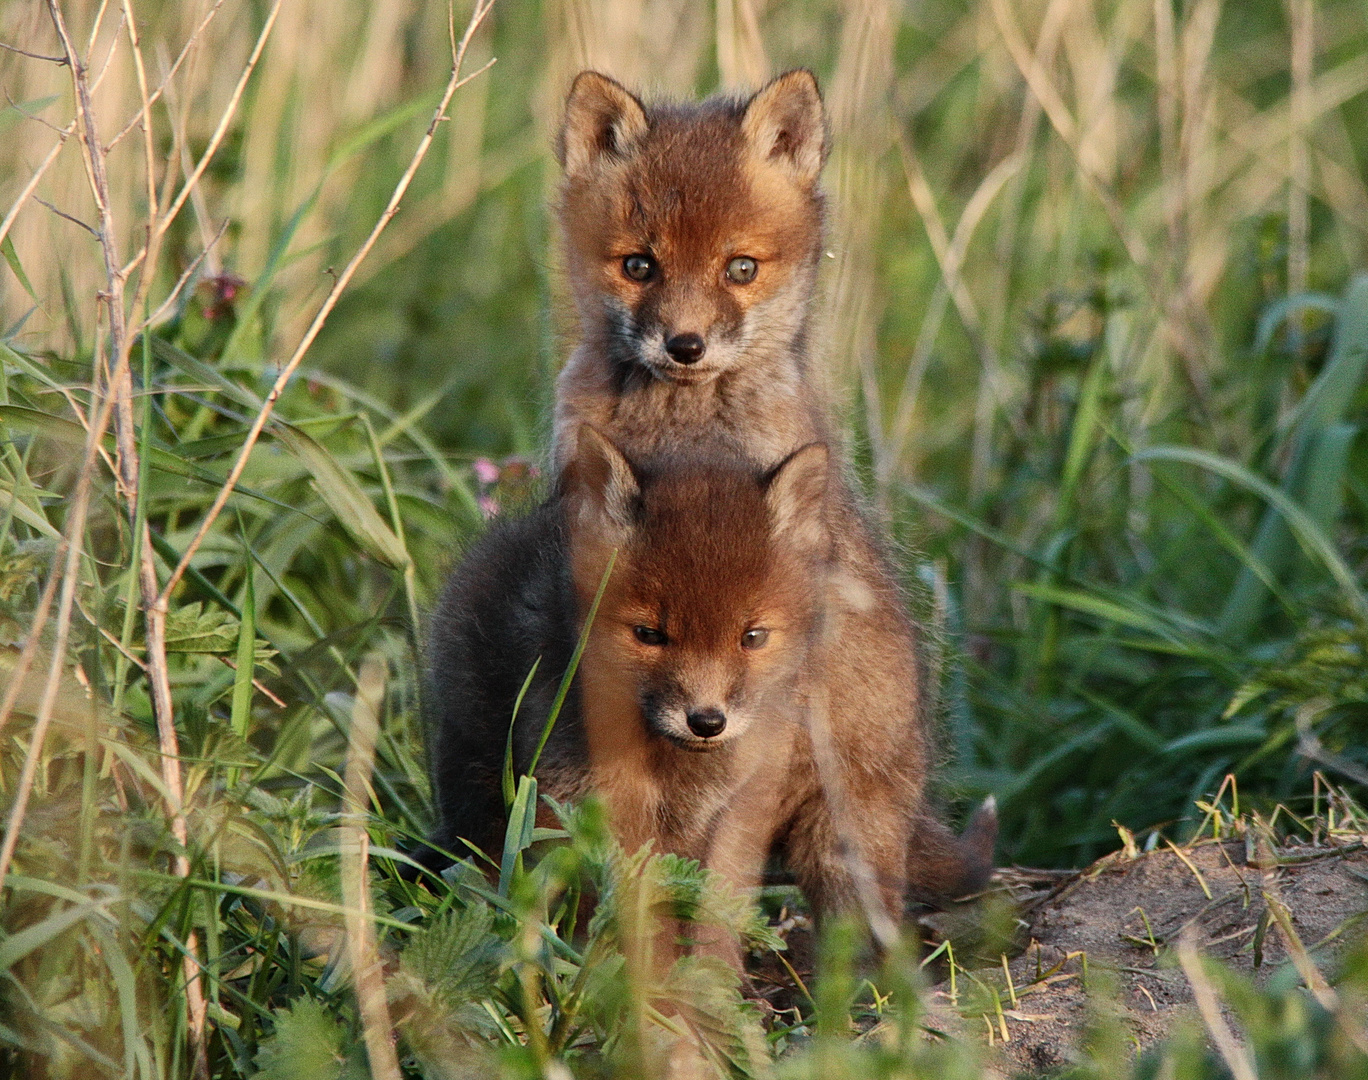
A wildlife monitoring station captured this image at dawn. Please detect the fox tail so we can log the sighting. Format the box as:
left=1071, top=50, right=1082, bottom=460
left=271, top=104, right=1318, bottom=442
left=905, top=795, right=998, bottom=903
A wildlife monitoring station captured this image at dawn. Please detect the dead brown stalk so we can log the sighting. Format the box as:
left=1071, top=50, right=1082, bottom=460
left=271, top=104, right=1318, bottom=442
left=342, top=655, right=403, bottom=1080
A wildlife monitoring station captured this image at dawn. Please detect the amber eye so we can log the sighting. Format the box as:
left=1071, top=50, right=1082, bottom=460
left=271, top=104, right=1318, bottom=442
left=623, top=254, right=657, bottom=282
left=725, top=256, right=758, bottom=284
left=741, top=627, right=770, bottom=650
left=634, top=625, right=667, bottom=646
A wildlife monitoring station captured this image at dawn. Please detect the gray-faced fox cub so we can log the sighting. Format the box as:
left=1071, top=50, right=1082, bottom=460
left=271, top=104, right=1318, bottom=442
left=549, top=69, right=995, bottom=922
left=425, top=429, right=830, bottom=917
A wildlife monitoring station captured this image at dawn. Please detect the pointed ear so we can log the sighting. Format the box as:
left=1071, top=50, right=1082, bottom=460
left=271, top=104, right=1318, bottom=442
left=556, top=71, right=650, bottom=178
left=564, top=425, right=640, bottom=539
left=764, top=442, right=829, bottom=555
left=741, top=69, right=826, bottom=186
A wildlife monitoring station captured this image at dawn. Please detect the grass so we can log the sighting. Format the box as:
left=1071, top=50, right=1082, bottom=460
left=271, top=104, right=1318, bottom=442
left=0, top=0, right=1366, bottom=1075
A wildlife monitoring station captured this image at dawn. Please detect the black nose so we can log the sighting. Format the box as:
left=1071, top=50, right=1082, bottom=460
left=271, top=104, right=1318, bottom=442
left=686, top=709, right=727, bottom=738
left=665, top=333, right=706, bottom=365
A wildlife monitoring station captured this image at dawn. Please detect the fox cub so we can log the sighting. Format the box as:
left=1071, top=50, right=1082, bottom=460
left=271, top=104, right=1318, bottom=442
left=425, top=428, right=830, bottom=905
left=549, top=70, right=995, bottom=915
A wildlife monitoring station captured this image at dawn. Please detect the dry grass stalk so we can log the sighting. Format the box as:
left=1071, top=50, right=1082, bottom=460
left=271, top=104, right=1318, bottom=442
left=343, top=655, right=403, bottom=1080
left=1175, top=927, right=1259, bottom=1080
left=1287, top=0, right=1313, bottom=298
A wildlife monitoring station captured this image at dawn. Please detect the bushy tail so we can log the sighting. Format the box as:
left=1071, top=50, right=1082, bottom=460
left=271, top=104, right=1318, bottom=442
left=905, top=796, right=998, bottom=903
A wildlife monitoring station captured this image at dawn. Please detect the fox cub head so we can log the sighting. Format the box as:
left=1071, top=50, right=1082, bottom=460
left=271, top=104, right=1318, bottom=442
left=563, top=427, right=829, bottom=751
left=557, top=70, right=827, bottom=383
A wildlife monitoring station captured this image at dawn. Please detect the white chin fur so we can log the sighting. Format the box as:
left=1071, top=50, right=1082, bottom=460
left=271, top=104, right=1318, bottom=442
left=638, top=349, right=724, bottom=383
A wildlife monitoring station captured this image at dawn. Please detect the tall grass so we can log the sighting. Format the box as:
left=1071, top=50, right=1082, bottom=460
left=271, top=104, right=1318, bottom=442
left=0, top=0, right=1366, bottom=1075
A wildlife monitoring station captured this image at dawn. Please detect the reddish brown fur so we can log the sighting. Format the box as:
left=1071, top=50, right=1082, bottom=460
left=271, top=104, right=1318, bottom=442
left=551, top=71, right=996, bottom=929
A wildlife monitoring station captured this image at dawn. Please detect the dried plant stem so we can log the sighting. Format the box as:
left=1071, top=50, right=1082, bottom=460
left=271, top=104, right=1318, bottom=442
left=116, top=0, right=212, bottom=1071
left=1288, top=0, right=1313, bottom=297
left=880, top=137, right=1020, bottom=489
left=1176, top=929, right=1258, bottom=1080
left=0, top=121, right=75, bottom=253
left=342, top=656, right=403, bottom=1080
left=989, top=0, right=1213, bottom=404
left=0, top=1, right=136, bottom=897
left=160, top=0, right=498, bottom=604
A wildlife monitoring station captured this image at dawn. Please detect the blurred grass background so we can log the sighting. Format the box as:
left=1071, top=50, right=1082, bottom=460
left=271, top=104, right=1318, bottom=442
left=1, top=0, right=1367, bottom=1075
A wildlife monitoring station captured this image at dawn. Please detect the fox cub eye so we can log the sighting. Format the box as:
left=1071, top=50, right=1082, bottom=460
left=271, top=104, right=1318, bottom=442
left=725, top=256, right=758, bottom=284
left=741, top=628, right=770, bottom=650
left=623, top=254, right=657, bottom=282
left=634, top=625, right=667, bottom=646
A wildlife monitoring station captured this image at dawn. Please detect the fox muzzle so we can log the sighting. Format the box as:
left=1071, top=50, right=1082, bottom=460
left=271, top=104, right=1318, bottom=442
left=685, top=708, right=727, bottom=737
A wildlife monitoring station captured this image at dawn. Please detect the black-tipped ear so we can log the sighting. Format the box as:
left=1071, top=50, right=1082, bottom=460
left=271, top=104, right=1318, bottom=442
left=557, top=71, right=650, bottom=178
left=764, top=442, right=829, bottom=554
left=741, top=69, right=826, bottom=186
left=564, top=424, right=640, bottom=537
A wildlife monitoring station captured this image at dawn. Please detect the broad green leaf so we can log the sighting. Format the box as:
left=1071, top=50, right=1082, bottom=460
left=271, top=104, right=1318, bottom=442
left=254, top=998, right=348, bottom=1080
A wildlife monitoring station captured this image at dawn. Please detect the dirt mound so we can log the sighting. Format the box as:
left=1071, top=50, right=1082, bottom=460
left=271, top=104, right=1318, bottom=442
left=745, top=831, right=1368, bottom=1072
left=935, top=835, right=1368, bottom=1073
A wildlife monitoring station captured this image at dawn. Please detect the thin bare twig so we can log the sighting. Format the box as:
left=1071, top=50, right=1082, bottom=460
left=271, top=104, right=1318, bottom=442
left=33, top=195, right=98, bottom=237
left=1176, top=929, right=1258, bottom=1080
left=0, top=0, right=132, bottom=255
left=0, top=40, right=67, bottom=64
left=114, top=1, right=210, bottom=1071
left=105, top=0, right=225, bottom=152
left=0, top=0, right=132, bottom=904
left=0, top=122, right=76, bottom=253
left=161, top=0, right=498, bottom=603
left=5, top=90, right=69, bottom=134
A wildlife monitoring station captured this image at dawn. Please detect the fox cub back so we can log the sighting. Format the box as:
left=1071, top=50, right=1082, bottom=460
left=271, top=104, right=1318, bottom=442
left=424, top=429, right=829, bottom=874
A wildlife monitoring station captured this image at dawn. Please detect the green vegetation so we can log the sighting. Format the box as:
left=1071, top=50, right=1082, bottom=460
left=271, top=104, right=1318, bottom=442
left=0, top=0, right=1365, bottom=1075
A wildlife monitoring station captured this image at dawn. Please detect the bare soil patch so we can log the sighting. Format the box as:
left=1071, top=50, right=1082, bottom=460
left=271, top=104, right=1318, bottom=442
left=747, top=832, right=1368, bottom=1073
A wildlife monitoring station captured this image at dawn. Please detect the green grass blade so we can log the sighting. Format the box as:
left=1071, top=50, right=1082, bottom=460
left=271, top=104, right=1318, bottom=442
left=0, top=236, right=37, bottom=302
left=227, top=529, right=257, bottom=789
left=0, top=898, right=115, bottom=971
left=527, top=549, right=618, bottom=777
left=271, top=421, right=410, bottom=568
left=503, top=657, right=542, bottom=812
left=498, top=774, right=539, bottom=897
left=1012, top=580, right=1194, bottom=641
left=1134, top=445, right=1368, bottom=623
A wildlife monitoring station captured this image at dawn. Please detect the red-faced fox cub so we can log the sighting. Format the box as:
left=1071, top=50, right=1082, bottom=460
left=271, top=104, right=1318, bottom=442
left=548, top=70, right=995, bottom=923
left=424, top=429, right=829, bottom=919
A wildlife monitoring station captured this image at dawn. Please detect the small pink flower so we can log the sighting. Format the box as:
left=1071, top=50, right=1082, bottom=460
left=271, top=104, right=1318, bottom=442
left=472, top=458, right=500, bottom=486
left=478, top=495, right=500, bottom=519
